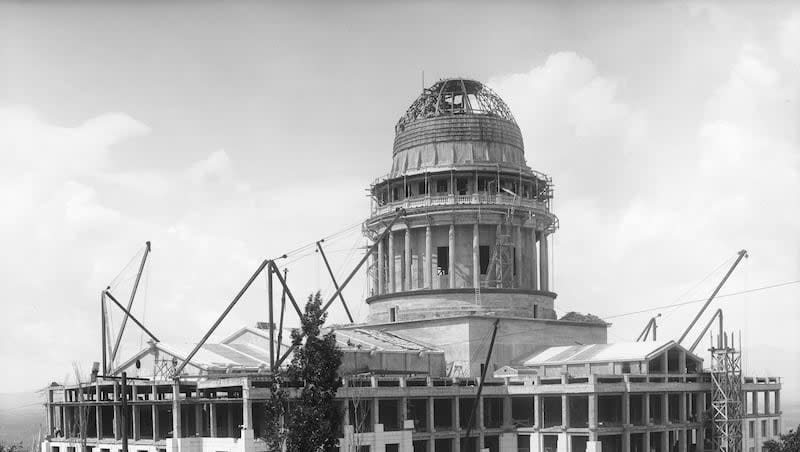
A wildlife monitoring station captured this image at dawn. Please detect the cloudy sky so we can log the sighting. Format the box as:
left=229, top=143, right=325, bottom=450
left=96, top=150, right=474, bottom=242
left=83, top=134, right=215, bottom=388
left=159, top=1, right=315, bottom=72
left=1, top=0, right=799, bottom=425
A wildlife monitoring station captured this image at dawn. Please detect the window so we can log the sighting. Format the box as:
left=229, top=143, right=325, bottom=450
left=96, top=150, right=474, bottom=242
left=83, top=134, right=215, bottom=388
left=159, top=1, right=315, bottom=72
left=749, top=420, right=755, bottom=438
left=436, top=247, right=449, bottom=275
left=389, top=307, right=398, bottom=322
left=418, top=181, right=427, bottom=195
left=478, top=178, right=488, bottom=192
left=774, top=419, right=779, bottom=436
left=436, top=179, right=448, bottom=193
left=386, top=445, right=399, bottom=452
left=479, top=246, right=490, bottom=275
left=762, top=420, right=767, bottom=436
left=456, top=178, right=468, bottom=195
left=359, top=447, right=371, bottom=452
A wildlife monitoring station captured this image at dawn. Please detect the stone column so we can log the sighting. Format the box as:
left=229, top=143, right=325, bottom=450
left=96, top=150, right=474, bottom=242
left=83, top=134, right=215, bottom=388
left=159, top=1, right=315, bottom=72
left=514, top=225, right=522, bottom=288
left=377, top=238, right=385, bottom=295
left=448, top=224, right=456, bottom=289
left=530, top=229, right=539, bottom=290
left=172, top=383, right=182, bottom=438
left=388, top=230, right=395, bottom=293
left=425, top=225, right=432, bottom=289
left=539, top=232, right=549, bottom=292
left=473, top=223, right=480, bottom=289
left=405, top=226, right=412, bottom=291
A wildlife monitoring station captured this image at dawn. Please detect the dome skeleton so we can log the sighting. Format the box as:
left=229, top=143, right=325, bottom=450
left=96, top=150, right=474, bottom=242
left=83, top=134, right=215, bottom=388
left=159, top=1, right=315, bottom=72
left=395, top=78, right=516, bottom=133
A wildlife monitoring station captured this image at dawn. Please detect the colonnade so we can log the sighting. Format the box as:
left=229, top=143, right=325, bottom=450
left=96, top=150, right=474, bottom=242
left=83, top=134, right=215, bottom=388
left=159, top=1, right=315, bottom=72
left=372, top=222, right=551, bottom=296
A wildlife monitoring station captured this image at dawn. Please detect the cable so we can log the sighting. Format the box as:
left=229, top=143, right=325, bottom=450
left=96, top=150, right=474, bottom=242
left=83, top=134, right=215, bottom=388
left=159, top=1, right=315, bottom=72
left=603, top=279, right=800, bottom=320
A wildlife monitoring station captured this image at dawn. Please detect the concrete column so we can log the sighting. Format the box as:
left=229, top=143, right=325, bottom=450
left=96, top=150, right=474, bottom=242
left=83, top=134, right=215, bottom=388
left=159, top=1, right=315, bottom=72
left=377, top=237, right=385, bottom=294
left=623, top=392, right=631, bottom=426
left=644, top=431, right=650, bottom=452
left=764, top=391, right=771, bottom=414
left=503, top=396, right=513, bottom=429
left=132, top=389, right=140, bottom=440
left=679, top=350, right=687, bottom=374
left=372, top=398, right=379, bottom=429
left=530, top=229, right=538, bottom=290
left=424, top=226, right=432, bottom=289
left=534, top=395, right=541, bottom=428
left=561, top=394, right=568, bottom=429
left=427, top=397, right=435, bottom=433
left=644, top=392, right=650, bottom=425
left=227, top=403, right=233, bottom=437
left=94, top=385, right=101, bottom=440
left=662, top=393, right=669, bottom=425
left=388, top=230, right=395, bottom=293
left=623, top=431, right=631, bottom=452
left=151, top=384, right=159, bottom=440
left=661, top=429, right=669, bottom=452
left=473, top=223, right=480, bottom=289
left=696, top=427, right=705, bottom=452
left=242, top=385, right=252, bottom=431
left=680, top=393, right=687, bottom=423
left=448, top=224, right=456, bottom=289
left=113, top=382, right=120, bottom=440
left=539, top=232, right=549, bottom=292
left=514, top=225, right=522, bottom=288
left=775, top=390, right=781, bottom=413
left=194, top=404, right=202, bottom=437
left=405, top=226, right=412, bottom=290
left=589, top=394, right=598, bottom=430
left=679, top=429, right=687, bottom=452
left=172, top=382, right=181, bottom=438
left=209, top=403, right=218, bottom=437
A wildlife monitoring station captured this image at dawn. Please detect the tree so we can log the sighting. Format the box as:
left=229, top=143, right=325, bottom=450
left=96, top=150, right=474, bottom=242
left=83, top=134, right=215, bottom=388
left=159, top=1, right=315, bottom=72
left=764, top=425, right=800, bottom=452
left=265, top=291, right=344, bottom=452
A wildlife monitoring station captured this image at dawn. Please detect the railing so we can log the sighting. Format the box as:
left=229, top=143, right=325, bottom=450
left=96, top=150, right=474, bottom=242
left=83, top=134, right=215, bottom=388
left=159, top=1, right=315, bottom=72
left=371, top=192, right=546, bottom=216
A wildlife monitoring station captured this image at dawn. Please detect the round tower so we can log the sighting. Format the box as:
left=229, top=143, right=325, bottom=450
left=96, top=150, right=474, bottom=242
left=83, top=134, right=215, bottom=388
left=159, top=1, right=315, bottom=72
left=364, top=78, right=558, bottom=322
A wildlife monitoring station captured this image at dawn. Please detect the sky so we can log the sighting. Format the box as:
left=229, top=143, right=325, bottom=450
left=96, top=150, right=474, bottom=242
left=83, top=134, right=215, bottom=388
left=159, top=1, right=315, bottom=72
left=1, top=0, right=799, bottom=426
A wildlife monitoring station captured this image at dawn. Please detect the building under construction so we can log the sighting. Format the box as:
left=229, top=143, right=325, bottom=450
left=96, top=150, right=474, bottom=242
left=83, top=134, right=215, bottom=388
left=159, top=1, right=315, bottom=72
left=42, top=79, right=783, bottom=452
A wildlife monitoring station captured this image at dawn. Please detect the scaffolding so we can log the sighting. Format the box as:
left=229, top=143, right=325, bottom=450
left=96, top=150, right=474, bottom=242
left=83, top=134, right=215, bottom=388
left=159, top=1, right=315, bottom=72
left=710, top=332, right=743, bottom=452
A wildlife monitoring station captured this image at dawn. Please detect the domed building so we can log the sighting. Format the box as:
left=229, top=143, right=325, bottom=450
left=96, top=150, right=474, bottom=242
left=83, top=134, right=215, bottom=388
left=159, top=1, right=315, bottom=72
left=41, top=78, right=783, bottom=452
left=365, top=78, right=558, bottom=322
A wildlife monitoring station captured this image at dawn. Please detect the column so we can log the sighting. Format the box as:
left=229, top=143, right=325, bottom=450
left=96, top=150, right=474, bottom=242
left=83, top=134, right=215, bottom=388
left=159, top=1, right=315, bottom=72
left=194, top=405, right=202, bottom=438
left=695, top=393, right=704, bottom=450
left=530, top=229, right=539, bottom=290
left=764, top=391, right=771, bottom=414
left=623, top=431, right=631, bottom=452
left=588, top=394, right=598, bottom=440
left=425, top=225, right=432, bottom=289
left=503, top=396, right=513, bottom=429
left=377, top=237, right=385, bottom=295
left=388, top=230, right=395, bottom=293
left=533, top=395, right=541, bottom=428
left=679, top=429, right=687, bottom=452
left=172, top=382, right=181, bottom=438
left=209, top=403, right=218, bottom=437
left=623, top=392, right=631, bottom=425
left=427, top=397, right=434, bottom=433
left=662, top=393, right=669, bottom=425
left=514, top=225, right=522, bottom=288
left=132, top=385, right=140, bottom=440
left=151, top=384, right=159, bottom=440
left=473, top=224, right=480, bottom=289
left=94, top=385, right=101, bottom=440
left=113, top=382, right=120, bottom=440
left=775, top=390, right=781, bottom=413
left=539, top=232, right=549, bottom=292
left=561, top=394, right=568, bottom=429
left=448, top=224, right=456, bottom=289
left=680, top=393, right=687, bottom=423
left=661, top=429, right=669, bottom=452
left=453, top=397, right=461, bottom=451
left=242, top=385, right=252, bottom=431
left=644, top=392, right=650, bottom=425
left=405, top=226, right=412, bottom=291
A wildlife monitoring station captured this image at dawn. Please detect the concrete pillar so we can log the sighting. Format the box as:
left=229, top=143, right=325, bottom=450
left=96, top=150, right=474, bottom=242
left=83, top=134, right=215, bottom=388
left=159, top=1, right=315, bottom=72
left=473, top=223, right=480, bottom=289
left=503, top=396, right=512, bottom=429
left=644, top=431, right=650, bottom=452
left=209, top=403, right=218, bottom=437
left=775, top=390, right=781, bottom=413
left=556, top=432, right=568, bottom=452
left=405, top=226, right=412, bottom=290
left=623, top=392, right=631, bottom=426
left=453, top=397, right=461, bottom=451
left=427, top=397, right=434, bottom=433
left=679, top=429, right=687, bottom=452
left=425, top=225, right=432, bottom=289
left=151, top=384, right=159, bottom=440
left=534, top=395, right=541, bottom=428
left=172, top=383, right=181, bottom=438
left=227, top=403, right=233, bottom=437
left=242, top=384, right=252, bottom=431
left=662, top=393, right=669, bottom=425
left=448, top=224, right=456, bottom=289
left=530, top=229, right=538, bottom=290
left=644, top=392, right=650, bottom=425
left=372, top=398, right=379, bottom=429
left=388, top=230, right=395, bottom=293
left=132, top=387, right=141, bottom=440
left=113, top=382, right=120, bottom=440
left=764, top=391, right=771, bottom=414
left=514, top=225, right=522, bottom=288
left=194, top=404, right=202, bottom=437
left=589, top=394, right=598, bottom=430
left=561, top=394, right=568, bottom=429
left=680, top=393, right=687, bottom=423
left=696, top=427, right=705, bottom=452
left=623, top=431, right=631, bottom=452
left=377, top=237, right=385, bottom=294
left=679, top=350, right=687, bottom=374
left=539, top=232, right=549, bottom=292
left=661, top=429, right=669, bottom=452
left=94, top=385, right=101, bottom=440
